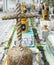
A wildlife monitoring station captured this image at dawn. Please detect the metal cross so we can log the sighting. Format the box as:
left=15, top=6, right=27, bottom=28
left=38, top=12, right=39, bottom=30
left=2, top=3, right=39, bottom=47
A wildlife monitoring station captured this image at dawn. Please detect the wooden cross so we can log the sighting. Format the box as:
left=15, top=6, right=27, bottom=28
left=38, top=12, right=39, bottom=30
left=2, top=3, right=40, bottom=47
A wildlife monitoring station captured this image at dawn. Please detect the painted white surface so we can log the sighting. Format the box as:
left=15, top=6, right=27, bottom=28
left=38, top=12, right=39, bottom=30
left=0, top=13, right=16, bottom=43
left=44, top=45, right=54, bottom=65
left=48, top=33, right=54, bottom=46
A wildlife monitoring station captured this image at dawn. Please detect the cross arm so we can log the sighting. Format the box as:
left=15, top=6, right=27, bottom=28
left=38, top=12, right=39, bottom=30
left=2, top=13, right=17, bottom=20
left=21, top=13, right=40, bottom=18
left=2, top=13, right=40, bottom=20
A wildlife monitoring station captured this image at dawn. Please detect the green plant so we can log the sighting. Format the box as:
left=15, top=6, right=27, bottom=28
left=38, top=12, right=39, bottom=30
left=30, top=18, right=34, bottom=23
left=44, top=61, right=49, bottom=65
left=37, top=45, right=49, bottom=65
left=37, top=45, right=44, bottom=51
left=4, top=46, right=9, bottom=50
left=32, top=28, right=37, bottom=33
